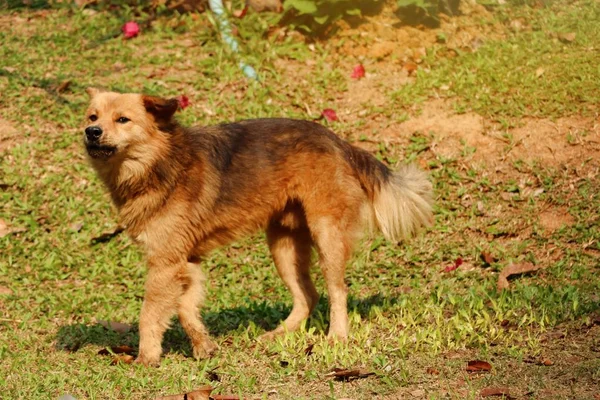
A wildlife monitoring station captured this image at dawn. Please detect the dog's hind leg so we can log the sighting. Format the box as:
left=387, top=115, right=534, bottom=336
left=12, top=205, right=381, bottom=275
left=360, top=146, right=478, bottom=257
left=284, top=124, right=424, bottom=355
left=311, top=217, right=357, bottom=340
left=136, top=262, right=186, bottom=366
left=177, top=262, right=218, bottom=359
left=261, top=223, right=319, bottom=339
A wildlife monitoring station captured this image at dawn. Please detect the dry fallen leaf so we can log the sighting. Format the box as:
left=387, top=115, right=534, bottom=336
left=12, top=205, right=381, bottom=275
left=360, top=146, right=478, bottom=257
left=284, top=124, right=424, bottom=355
left=56, top=80, right=71, bottom=93
left=98, top=345, right=135, bottom=356
left=304, top=343, right=314, bottom=356
left=497, top=262, right=542, bottom=291
left=480, top=387, right=513, bottom=398
left=558, top=32, right=576, bottom=43
left=426, top=367, right=440, bottom=375
left=466, top=360, right=492, bottom=373
left=403, top=61, right=418, bottom=74
left=481, top=252, right=495, bottom=265
left=0, top=219, right=10, bottom=238
left=0, top=285, right=13, bottom=295
left=110, top=354, right=134, bottom=365
left=535, top=67, right=545, bottom=78
left=90, top=226, right=125, bottom=245
left=541, top=358, right=554, bottom=366
left=325, top=368, right=374, bottom=381
left=154, top=386, right=213, bottom=400
left=97, top=319, right=133, bottom=334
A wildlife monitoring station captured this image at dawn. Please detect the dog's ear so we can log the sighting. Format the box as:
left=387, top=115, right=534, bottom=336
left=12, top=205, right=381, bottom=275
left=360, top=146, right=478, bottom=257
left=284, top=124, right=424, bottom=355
left=142, top=95, right=179, bottom=121
left=86, top=87, right=104, bottom=98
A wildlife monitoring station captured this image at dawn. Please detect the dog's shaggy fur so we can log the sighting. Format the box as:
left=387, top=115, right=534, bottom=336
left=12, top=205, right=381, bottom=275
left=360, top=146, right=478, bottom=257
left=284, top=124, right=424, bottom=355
left=83, top=88, right=433, bottom=365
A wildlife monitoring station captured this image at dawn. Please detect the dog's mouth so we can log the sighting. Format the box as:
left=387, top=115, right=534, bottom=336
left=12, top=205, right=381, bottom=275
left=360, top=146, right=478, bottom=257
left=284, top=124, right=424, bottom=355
left=86, top=144, right=117, bottom=159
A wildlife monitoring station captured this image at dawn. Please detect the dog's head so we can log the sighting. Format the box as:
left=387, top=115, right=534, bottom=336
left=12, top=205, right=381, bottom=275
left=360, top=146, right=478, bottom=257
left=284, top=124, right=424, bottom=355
left=84, top=88, right=179, bottom=160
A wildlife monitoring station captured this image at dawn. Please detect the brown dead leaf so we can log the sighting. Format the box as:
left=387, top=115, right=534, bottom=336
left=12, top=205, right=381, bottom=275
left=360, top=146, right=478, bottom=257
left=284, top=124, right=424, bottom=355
left=325, top=368, right=374, bottom=381
left=0, top=285, right=13, bottom=295
left=98, top=345, right=135, bottom=356
left=541, top=358, right=554, bottom=366
left=56, top=80, right=71, bottom=93
left=466, top=360, right=492, bottom=373
left=304, top=343, right=314, bottom=356
left=110, top=354, right=134, bottom=365
left=0, top=219, right=10, bottom=238
left=426, top=367, right=440, bottom=375
left=91, top=226, right=125, bottom=245
left=403, top=62, right=418, bottom=75
left=155, top=386, right=213, bottom=400
left=481, top=252, right=495, bottom=265
left=558, top=32, right=576, bottom=43
left=480, top=387, right=513, bottom=398
left=535, top=67, right=545, bottom=78
left=497, top=262, right=541, bottom=291
left=97, top=319, right=133, bottom=333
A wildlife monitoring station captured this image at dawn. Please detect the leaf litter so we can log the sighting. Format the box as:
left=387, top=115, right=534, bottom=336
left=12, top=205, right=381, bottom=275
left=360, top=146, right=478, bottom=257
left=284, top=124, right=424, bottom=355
left=497, top=262, right=542, bottom=291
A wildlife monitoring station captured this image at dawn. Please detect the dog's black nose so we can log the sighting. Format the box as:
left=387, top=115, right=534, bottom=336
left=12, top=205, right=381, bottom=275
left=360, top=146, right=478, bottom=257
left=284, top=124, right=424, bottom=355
left=85, top=126, right=103, bottom=142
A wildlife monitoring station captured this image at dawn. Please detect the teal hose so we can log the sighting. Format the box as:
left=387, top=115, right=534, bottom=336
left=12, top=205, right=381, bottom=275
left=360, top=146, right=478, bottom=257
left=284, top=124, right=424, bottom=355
left=209, top=0, right=259, bottom=81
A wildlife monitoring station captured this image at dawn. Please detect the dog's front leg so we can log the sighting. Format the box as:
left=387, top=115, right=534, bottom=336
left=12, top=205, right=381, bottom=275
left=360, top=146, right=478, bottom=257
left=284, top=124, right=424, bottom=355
left=136, top=260, right=186, bottom=366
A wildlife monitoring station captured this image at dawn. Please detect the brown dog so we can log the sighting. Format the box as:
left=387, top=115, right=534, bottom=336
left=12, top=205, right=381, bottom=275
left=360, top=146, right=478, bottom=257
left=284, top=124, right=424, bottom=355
left=84, top=88, right=433, bottom=365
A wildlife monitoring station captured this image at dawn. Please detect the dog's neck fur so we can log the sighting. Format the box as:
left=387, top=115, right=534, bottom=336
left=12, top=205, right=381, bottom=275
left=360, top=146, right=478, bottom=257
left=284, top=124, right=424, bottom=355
left=92, top=124, right=193, bottom=232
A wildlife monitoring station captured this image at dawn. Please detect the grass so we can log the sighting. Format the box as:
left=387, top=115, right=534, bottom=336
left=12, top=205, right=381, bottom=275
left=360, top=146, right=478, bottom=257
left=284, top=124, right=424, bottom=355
left=1, top=0, right=599, bottom=398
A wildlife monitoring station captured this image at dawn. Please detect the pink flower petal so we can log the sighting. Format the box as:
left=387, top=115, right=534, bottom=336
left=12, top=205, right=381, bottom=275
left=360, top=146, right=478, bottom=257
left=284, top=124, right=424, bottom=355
left=321, top=108, right=338, bottom=122
left=234, top=5, right=249, bottom=18
left=351, top=64, right=365, bottom=79
left=122, top=21, right=140, bottom=39
left=443, top=257, right=463, bottom=272
left=177, top=95, right=190, bottom=110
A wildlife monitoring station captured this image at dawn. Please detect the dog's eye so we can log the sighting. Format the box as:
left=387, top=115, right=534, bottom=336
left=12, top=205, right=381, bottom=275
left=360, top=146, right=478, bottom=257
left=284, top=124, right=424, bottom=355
left=89, top=114, right=98, bottom=122
left=117, top=117, right=130, bottom=124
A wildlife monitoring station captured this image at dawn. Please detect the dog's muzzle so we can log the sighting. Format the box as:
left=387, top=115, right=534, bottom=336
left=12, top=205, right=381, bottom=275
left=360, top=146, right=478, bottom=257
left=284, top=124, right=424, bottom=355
left=85, top=126, right=116, bottom=159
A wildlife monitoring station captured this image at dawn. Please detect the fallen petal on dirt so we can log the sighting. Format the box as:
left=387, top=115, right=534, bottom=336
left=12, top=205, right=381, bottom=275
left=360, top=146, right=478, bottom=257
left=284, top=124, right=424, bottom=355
left=97, top=319, right=133, bottom=333
left=155, top=386, right=212, bottom=400
left=122, top=21, right=140, bottom=39
left=233, top=5, right=248, bottom=18
left=351, top=64, right=365, bottom=79
left=444, top=257, right=463, bottom=272
left=480, top=387, right=513, bottom=398
left=177, top=95, right=190, bottom=110
left=466, top=360, right=492, bottom=373
left=321, top=109, right=339, bottom=122
left=497, top=262, right=542, bottom=291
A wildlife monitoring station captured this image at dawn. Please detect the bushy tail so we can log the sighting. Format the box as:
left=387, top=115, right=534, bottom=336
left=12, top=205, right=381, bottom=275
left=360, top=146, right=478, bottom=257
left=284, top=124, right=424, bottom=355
left=372, top=164, right=434, bottom=242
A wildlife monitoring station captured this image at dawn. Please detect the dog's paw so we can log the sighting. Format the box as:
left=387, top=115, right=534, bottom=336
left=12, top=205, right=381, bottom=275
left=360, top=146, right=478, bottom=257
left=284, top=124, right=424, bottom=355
left=257, top=327, right=285, bottom=342
left=134, top=354, right=161, bottom=367
left=192, top=338, right=218, bottom=359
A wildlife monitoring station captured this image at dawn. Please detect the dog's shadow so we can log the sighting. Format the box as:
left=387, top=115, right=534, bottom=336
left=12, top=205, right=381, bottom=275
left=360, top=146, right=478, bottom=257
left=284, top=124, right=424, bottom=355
left=55, top=294, right=397, bottom=358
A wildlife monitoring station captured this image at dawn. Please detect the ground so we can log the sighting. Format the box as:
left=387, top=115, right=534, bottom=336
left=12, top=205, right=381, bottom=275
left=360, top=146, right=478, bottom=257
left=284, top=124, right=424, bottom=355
left=0, top=0, right=599, bottom=399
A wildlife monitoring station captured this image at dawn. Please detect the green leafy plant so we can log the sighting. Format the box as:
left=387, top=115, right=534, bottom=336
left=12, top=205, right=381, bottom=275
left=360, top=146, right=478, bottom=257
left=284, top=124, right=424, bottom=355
left=281, top=0, right=382, bottom=34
